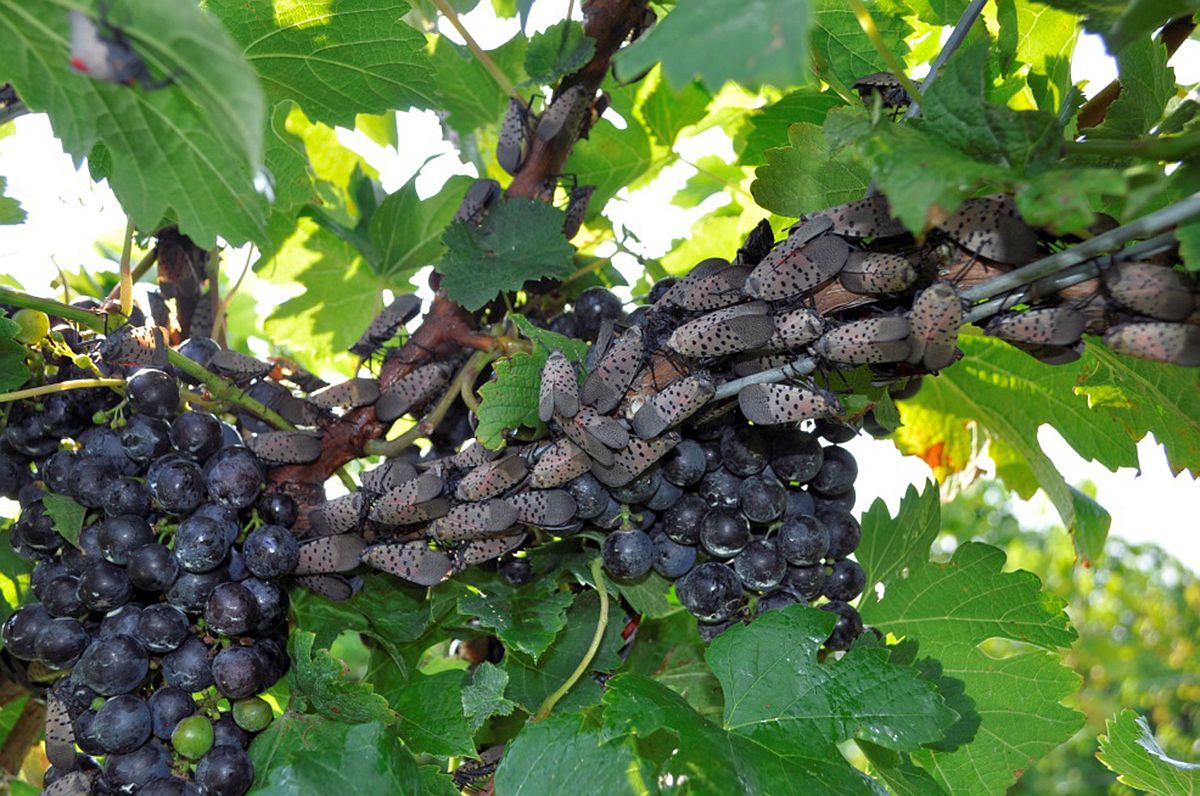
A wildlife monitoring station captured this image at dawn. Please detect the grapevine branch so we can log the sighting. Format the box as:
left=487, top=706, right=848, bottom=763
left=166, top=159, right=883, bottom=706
left=534, top=557, right=609, bottom=721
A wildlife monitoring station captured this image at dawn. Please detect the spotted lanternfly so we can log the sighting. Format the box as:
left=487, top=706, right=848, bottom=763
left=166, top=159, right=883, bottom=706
left=528, top=438, right=591, bottom=487
left=592, top=433, right=680, bottom=487
left=278, top=395, right=321, bottom=427
left=147, top=290, right=170, bottom=329
left=380, top=498, right=452, bottom=527
left=668, top=303, right=775, bottom=358
left=209, top=349, right=272, bottom=380
left=68, top=10, right=173, bottom=90
left=44, top=690, right=76, bottom=771
left=557, top=413, right=615, bottom=466
left=504, top=489, right=577, bottom=526
left=537, top=83, right=593, bottom=142
left=190, top=288, right=215, bottom=339
left=562, top=184, right=596, bottom=239
left=308, top=492, right=370, bottom=536
left=1008, top=340, right=1084, bottom=366
left=497, top=96, right=532, bottom=176
left=938, top=195, right=1038, bottom=265
left=762, top=215, right=836, bottom=271
left=295, top=533, right=366, bottom=575
left=247, top=430, right=324, bottom=465
left=763, top=308, right=825, bottom=351
left=732, top=352, right=795, bottom=376
left=43, top=771, right=95, bottom=796
left=540, top=350, right=581, bottom=422
left=1103, top=262, right=1196, bottom=321
left=735, top=219, right=778, bottom=266
left=744, top=235, right=851, bottom=300
left=363, top=541, right=454, bottom=586
left=455, top=455, right=528, bottom=501
left=428, top=500, right=520, bottom=541
left=853, top=72, right=911, bottom=112
left=839, top=251, right=918, bottom=295
left=801, top=195, right=907, bottom=239
left=813, top=316, right=912, bottom=365
left=294, top=574, right=362, bottom=601
left=309, top=377, right=381, bottom=410
left=454, top=179, right=502, bottom=226
left=985, top=307, right=1086, bottom=346
left=454, top=534, right=527, bottom=569
left=656, top=258, right=752, bottom=311
left=581, top=326, right=645, bottom=413
left=361, top=459, right=418, bottom=494
left=349, top=295, right=422, bottom=358
left=369, top=473, right=446, bottom=524
left=450, top=441, right=496, bottom=471
left=738, top=382, right=841, bottom=425
left=631, top=375, right=715, bottom=439
left=1103, top=322, right=1200, bottom=367
left=100, top=324, right=168, bottom=368
left=376, top=362, right=451, bottom=422
left=907, top=283, right=963, bottom=372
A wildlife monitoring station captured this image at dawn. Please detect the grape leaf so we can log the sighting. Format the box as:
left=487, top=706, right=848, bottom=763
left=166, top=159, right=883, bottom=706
left=458, top=573, right=575, bottom=662
left=636, top=71, right=712, bottom=147
left=999, top=0, right=1079, bottom=112
left=1068, top=485, right=1110, bottom=567
left=287, top=631, right=397, bottom=725
left=810, top=0, right=912, bottom=92
left=524, top=21, right=595, bottom=85
left=249, top=715, right=457, bottom=795
left=856, top=481, right=940, bottom=599
left=751, top=122, right=869, bottom=218
left=1015, top=167, right=1126, bottom=235
left=207, top=0, right=438, bottom=129
left=602, top=605, right=957, bottom=794
left=0, top=0, right=268, bottom=248
left=437, top=199, right=576, bottom=311
left=493, top=713, right=649, bottom=796
left=1090, top=37, right=1175, bottom=140
left=368, top=665, right=476, bottom=757
left=428, top=35, right=527, bottom=134
left=0, top=176, right=24, bottom=225
left=41, top=494, right=85, bottom=549
left=1097, top=710, right=1200, bottom=795
left=619, top=610, right=724, bottom=721
left=614, top=0, right=812, bottom=91
left=509, top=314, right=589, bottom=363
left=0, top=528, right=33, bottom=626
left=461, top=662, right=516, bottom=730
left=368, top=175, right=472, bottom=281
left=742, top=89, right=844, bottom=165
left=0, top=316, right=30, bottom=392
left=1028, top=0, right=1197, bottom=53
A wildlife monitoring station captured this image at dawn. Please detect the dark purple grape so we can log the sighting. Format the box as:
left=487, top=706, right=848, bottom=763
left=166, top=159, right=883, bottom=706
left=40, top=394, right=85, bottom=437
left=241, top=525, right=299, bottom=579
left=192, top=503, right=240, bottom=546
left=127, top=368, right=180, bottom=419
left=93, top=694, right=152, bottom=754
left=99, top=605, right=144, bottom=638
left=176, top=337, right=220, bottom=382
left=651, top=532, right=696, bottom=579
left=78, top=426, right=139, bottom=475
left=74, top=709, right=104, bottom=756
left=821, top=600, right=863, bottom=650
left=816, top=507, right=860, bottom=560
left=241, top=577, right=288, bottom=634
left=612, top=467, right=661, bottom=505
left=814, top=488, right=856, bottom=513
left=3, top=604, right=52, bottom=660
left=205, top=582, right=259, bottom=637
left=601, top=529, right=655, bottom=580
left=733, top=539, right=786, bottom=591
left=77, top=560, right=133, bottom=611
left=814, top=419, right=858, bottom=443
left=809, top=446, right=858, bottom=497
left=781, top=565, right=826, bottom=600
left=227, top=546, right=250, bottom=582
left=755, top=589, right=800, bottom=615
left=499, top=558, right=534, bottom=585
left=97, top=515, right=154, bottom=565
left=573, top=287, right=624, bottom=339
left=103, top=477, right=153, bottom=517
left=664, top=493, right=707, bottom=545
left=128, top=543, right=180, bottom=591
left=149, top=686, right=196, bottom=740
left=770, top=430, right=824, bottom=483
left=662, top=439, right=706, bottom=487
left=824, top=559, right=866, bottom=601
left=13, top=504, right=61, bottom=552
left=698, top=468, right=741, bottom=509
left=75, top=635, right=148, bottom=695
left=699, top=440, right=722, bottom=471
left=103, top=738, right=172, bottom=791
left=256, top=492, right=298, bottom=528
left=142, top=776, right=206, bottom=795
left=148, top=455, right=206, bottom=515
left=212, top=712, right=250, bottom=749
left=137, top=603, right=190, bottom=653
left=40, top=450, right=77, bottom=494
left=697, top=617, right=739, bottom=642
left=211, top=646, right=264, bottom=699
left=174, top=515, right=230, bottom=573
left=41, top=575, right=86, bottom=618
left=568, top=474, right=608, bottom=520
left=700, top=508, right=750, bottom=558
left=592, top=497, right=624, bottom=530
left=166, top=569, right=227, bottom=614
left=644, top=478, right=683, bottom=512
left=120, top=415, right=172, bottom=463
left=777, top=515, right=830, bottom=566
left=171, top=411, right=223, bottom=461
left=4, top=414, right=59, bottom=458
left=162, top=637, right=215, bottom=692
left=31, top=560, right=68, bottom=599
left=720, top=426, right=770, bottom=477
left=548, top=312, right=578, bottom=338
left=35, top=617, right=90, bottom=669
left=203, top=446, right=265, bottom=509
left=71, top=457, right=117, bottom=509
left=195, top=745, right=255, bottom=796
left=0, top=451, right=29, bottom=499
left=784, top=489, right=815, bottom=519
left=738, top=475, right=786, bottom=524
left=676, top=562, right=743, bottom=623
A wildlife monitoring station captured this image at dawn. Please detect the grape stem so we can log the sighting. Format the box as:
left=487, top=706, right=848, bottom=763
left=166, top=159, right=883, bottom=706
left=118, top=220, right=135, bottom=317
left=104, top=247, right=158, bottom=304
left=429, top=0, right=519, bottom=100
left=533, top=557, right=609, bottom=721
left=0, top=378, right=125, bottom=403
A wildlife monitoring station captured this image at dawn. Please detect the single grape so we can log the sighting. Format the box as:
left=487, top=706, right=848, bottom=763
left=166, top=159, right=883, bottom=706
left=591, top=497, right=624, bottom=530
left=776, top=515, right=830, bottom=566
left=172, top=714, right=215, bottom=760
left=148, top=455, right=206, bottom=515
left=76, top=560, right=133, bottom=611
left=738, top=475, right=786, bottom=524
left=755, top=589, right=800, bottom=615
left=73, top=709, right=105, bottom=756
left=40, top=394, right=85, bottom=438
left=661, top=439, right=706, bottom=487
left=31, top=560, right=68, bottom=599
left=784, top=489, right=816, bottom=518
left=676, top=563, right=743, bottom=623
left=573, top=287, right=624, bottom=339
left=499, top=558, right=534, bottom=585
left=41, top=575, right=86, bottom=618
left=205, top=582, right=260, bottom=637
left=70, top=456, right=118, bottom=509
left=700, top=508, right=751, bottom=558
left=136, top=603, right=190, bottom=653
left=166, top=568, right=228, bottom=614
left=240, top=577, right=288, bottom=635
left=809, top=446, right=858, bottom=497
left=127, top=368, right=180, bottom=419
left=3, top=414, right=58, bottom=459
left=12, top=308, right=50, bottom=344
left=232, top=697, right=273, bottom=733
left=821, top=600, right=863, bottom=650
left=35, top=617, right=91, bottom=669
left=601, top=529, right=655, bottom=580
left=98, top=604, right=144, bottom=638
left=816, top=507, right=860, bottom=560
left=148, top=686, right=195, bottom=741
left=142, top=776, right=206, bottom=795
left=203, top=446, right=265, bottom=509
left=120, top=415, right=172, bottom=463
left=75, top=634, right=149, bottom=695
left=781, top=565, right=826, bottom=601
left=644, top=478, right=683, bottom=512
left=102, top=738, right=172, bottom=792
left=698, top=468, right=741, bottom=510
left=93, top=694, right=152, bottom=754
left=171, top=411, right=223, bottom=462
left=3, top=604, right=52, bottom=659
left=770, top=430, right=824, bottom=484
left=612, top=467, right=661, bottom=506
left=128, top=543, right=180, bottom=592
left=212, top=712, right=250, bottom=750
left=162, top=637, right=215, bottom=693
left=256, top=492, right=298, bottom=528
left=697, top=617, right=738, bottom=643
left=720, top=426, right=770, bottom=477
left=699, top=440, right=722, bottom=472
left=40, top=449, right=77, bottom=494
left=97, top=515, right=154, bottom=565
left=192, top=502, right=241, bottom=545
left=733, top=538, right=786, bottom=591
left=102, top=477, right=153, bottom=518
left=651, top=532, right=696, bottom=579
left=241, top=525, right=299, bottom=579
left=227, top=546, right=250, bottom=582
left=824, top=559, right=866, bottom=601
left=211, top=646, right=264, bottom=700
left=568, top=474, right=609, bottom=520
left=813, top=419, right=858, bottom=443
left=663, top=494, right=708, bottom=545
left=176, top=336, right=221, bottom=382
left=196, top=745, right=255, bottom=796
left=174, top=515, right=231, bottom=573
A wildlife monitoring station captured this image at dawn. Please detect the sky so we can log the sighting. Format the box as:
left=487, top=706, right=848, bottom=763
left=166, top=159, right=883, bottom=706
left=0, top=2, right=1197, bottom=571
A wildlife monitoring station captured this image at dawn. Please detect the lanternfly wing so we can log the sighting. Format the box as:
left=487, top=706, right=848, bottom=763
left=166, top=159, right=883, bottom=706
left=763, top=308, right=824, bottom=351
left=540, top=350, right=580, bottom=422
left=360, top=458, right=418, bottom=493
left=528, top=438, right=592, bottom=487
left=655, top=259, right=752, bottom=310
left=1104, top=322, right=1200, bottom=367
left=295, top=533, right=366, bottom=575
left=454, top=534, right=527, bottom=569
left=450, top=440, right=497, bottom=470
left=805, top=195, right=907, bottom=238
left=504, top=489, right=577, bottom=526
left=985, top=307, right=1086, bottom=346
left=562, top=185, right=596, bottom=239
left=209, top=349, right=272, bottom=379
left=937, top=195, right=1038, bottom=265
left=294, top=574, right=361, bottom=601
left=369, top=473, right=446, bottom=524
left=247, top=430, right=324, bottom=465
left=309, top=378, right=381, bottom=410
left=1104, top=262, right=1196, bottom=321
left=536, top=84, right=592, bottom=142
left=591, top=433, right=680, bottom=487
left=907, top=283, right=963, bottom=371
left=839, top=251, right=918, bottom=295
left=428, top=500, right=519, bottom=541
left=813, top=316, right=911, bottom=365
left=454, top=178, right=501, bottom=226
left=363, top=542, right=455, bottom=586
left=100, top=324, right=168, bottom=368
left=308, top=492, right=369, bottom=536
left=455, top=455, right=528, bottom=501
left=581, top=326, right=645, bottom=413
left=376, top=362, right=451, bottom=422
left=44, top=771, right=95, bottom=796
left=667, top=303, right=775, bottom=358
left=349, top=294, right=421, bottom=357
left=737, top=383, right=842, bottom=425
left=44, top=689, right=76, bottom=770
left=497, top=97, right=530, bottom=175
left=744, top=235, right=851, bottom=300
left=631, top=375, right=715, bottom=438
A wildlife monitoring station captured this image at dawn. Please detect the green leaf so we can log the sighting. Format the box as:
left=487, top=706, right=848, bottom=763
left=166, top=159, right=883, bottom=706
left=368, top=175, right=471, bottom=281
left=0, top=0, right=268, bottom=247
left=1015, top=167, right=1126, bottom=235
left=510, top=314, right=589, bottom=362
left=810, top=0, right=912, bottom=92
left=287, top=631, right=397, bottom=724
left=428, top=35, right=527, bottom=134
left=619, top=610, right=724, bottom=721
left=636, top=71, right=712, bottom=147
left=1001, top=0, right=1079, bottom=112
left=1069, top=485, right=1110, bottom=566
left=461, top=661, right=516, bottom=730
left=494, top=713, right=649, bottom=796
left=208, top=0, right=437, bottom=129
left=369, top=665, right=476, bottom=757
left=524, top=21, right=595, bottom=85
left=862, top=541, right=1083, bottom=795
left=0, top=529, right=33, bottom=626
left=751, top=121, right=869, bottom=218
left=1029, top=0, right=1198, bottom=53
left=41, top=494, right=85, bottom=549
left=0, top=176, right=25, bottom=225
left=1097, top=710, right=1200, bottom=795
left=501, top=589, right=626, bottom=714
left=459, top=573, right=574, bottom=662
left=250, top=715, right=457, bottom=795
left=614, top=0, right=812, bottom=91
left=742, top=89, right=844, bottom=165
left=1179, top=219, right=1200, bottom=272
left=1091, top=37, right=1176, bottom=140
left=260, top=101, right=321, bottom=262
left=437, top=199, right=576, bottom=311
left=856, top=481, right=940, bottom=598
left=0, top=316, right=30, bottom=392
left=672, top=156, right=747, bottom=209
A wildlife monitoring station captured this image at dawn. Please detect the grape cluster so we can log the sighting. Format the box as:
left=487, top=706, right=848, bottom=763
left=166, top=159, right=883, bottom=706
left=0, top=321, right=294, bottom=794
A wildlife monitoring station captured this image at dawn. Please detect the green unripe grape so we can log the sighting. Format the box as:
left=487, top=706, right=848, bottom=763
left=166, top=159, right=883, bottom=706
left=172, top=714, right=215, bottom=760
left=73, top=354, right=92, bottom=369
left=232, top=697, right=273, bottom=732
left=12, top=309, right=49, bottom=344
